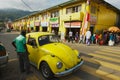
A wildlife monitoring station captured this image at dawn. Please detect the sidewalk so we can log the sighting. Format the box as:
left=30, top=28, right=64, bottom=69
left=63, top=40, right=120, bottom=48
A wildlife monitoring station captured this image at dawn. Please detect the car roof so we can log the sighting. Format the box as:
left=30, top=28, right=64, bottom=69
left=26, top=32, right=53, bottom=38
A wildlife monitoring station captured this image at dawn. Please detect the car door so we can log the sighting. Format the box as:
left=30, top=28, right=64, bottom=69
left=26, top=38, right=39, bottom=66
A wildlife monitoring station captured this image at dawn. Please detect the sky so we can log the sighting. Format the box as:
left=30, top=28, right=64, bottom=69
left=0, top=0, right=120, bottom=11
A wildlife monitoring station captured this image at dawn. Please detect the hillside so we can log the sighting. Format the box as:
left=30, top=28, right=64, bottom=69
left=0, top=8, right=32, bottom=22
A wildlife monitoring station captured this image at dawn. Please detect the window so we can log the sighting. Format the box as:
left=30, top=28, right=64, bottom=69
left=91, top=6, right=96, bottom=14
left=78, top=6, right=81, bottom=12
left=35, top=16, right=39, bottom=20
left=38, top=35, right=60, bottom=46
left=30, top=18, right=33, bottom=21
left=50, top=11, right=59, bottom=18
left=73, top=6, right=78, bottom=12
left=66, top=5, right=81, bottom=14
left=39, top=36, right=50, bottom=46
left=42, top=14, right=47, bottom=20
left=66, top=8, right=72, bottom=14
left=27, top=38, right=37, bottom=46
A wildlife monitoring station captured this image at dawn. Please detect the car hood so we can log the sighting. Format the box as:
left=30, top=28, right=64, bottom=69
left=40, top=43, right=78, bottom=68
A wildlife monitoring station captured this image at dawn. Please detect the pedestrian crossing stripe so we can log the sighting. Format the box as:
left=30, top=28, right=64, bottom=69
left=82, top=56, right=120, bottom=80
left=8, top=58, right=18, bottom=62
left=89, top=53, right=120, bottom=63
left=65, top=44, right=120, bottom=80
left=100, top=49, right=120, bottom=55
left=81, top=56, right=99, bottom=64
left=96, top=69, right=120, bottom=80
left=104, top=48, right=120, bottom=52
left=92, top=58, right=120, bottom=71
left=95, top=51, right=120, bottom=58
left=81, top=65, right=120, bottom=80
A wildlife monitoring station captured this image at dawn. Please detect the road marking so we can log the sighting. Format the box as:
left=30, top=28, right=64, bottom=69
left=82, top=57, right=120, bottom=80
left=89, top=53, right=120, bottom=63
left=81, top=51, right=120, bottom=80
left=93, top=58, right=120, bottom=71
left=94, top=51, right=120, bottom=58
left=8, top=58, right=18, bottom=62
left=81, top=56, right=100, bottom=65
left=81, top=65, right=111, bottom=80
left=104, top=48, right=120, bottom=52
left=100, top=49, right=120, bottom=55
left=96, top=70, right=120, bottom=80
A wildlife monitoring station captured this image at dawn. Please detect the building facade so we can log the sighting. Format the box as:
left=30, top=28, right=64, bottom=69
left=13, top=0, right=120, bottom=39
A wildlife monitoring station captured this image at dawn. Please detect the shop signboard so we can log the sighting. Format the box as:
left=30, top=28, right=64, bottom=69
left=51, top=24, right=59, bottom=27
left=41, top=22, right=49, bottom=27
left=64, top=22, right=81, bottom=28
left=30, top=22, right=34, bottom=28
left=90, top=15, right=97, bottom=24
left=50, top=17, right=59, bottom=24
left=35, top=22, right=40, bottom=26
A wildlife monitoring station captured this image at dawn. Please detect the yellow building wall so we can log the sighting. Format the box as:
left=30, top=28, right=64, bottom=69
left=59, top=2, right=86, bottom=35
left=13, top=1, right=118, bottom=35
left=91, top=2, right=117, bottom=33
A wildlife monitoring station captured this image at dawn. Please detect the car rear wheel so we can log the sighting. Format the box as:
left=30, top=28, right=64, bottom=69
left=40, top=62, right=54, bottom=79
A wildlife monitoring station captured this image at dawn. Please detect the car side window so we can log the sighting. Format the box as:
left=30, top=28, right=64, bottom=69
left=39, top=36, right=50, bottom=46
left=27, top=38, right=37, bottom=46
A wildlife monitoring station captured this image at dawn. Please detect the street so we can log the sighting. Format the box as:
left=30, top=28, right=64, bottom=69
left=0, top=31, right=120, bottom=80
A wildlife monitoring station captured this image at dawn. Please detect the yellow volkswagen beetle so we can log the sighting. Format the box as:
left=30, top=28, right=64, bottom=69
left=26, top=32, right=83, bottom=79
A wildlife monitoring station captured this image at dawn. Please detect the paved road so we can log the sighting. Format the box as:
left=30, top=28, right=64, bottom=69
left=0, top=31, right=120, bottom=80
left=64, top=42, right=120, bottom=80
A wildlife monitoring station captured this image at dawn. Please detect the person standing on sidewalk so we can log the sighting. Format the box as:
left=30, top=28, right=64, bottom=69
left=85, top=30, right=91, bottom=46
left=12, top=30, right=31, bottom=74
left=79, top=32, right=83, bottom=44
left=68, top=31, right=73, bottom=43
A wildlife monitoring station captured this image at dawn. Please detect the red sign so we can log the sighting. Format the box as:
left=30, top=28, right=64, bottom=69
left=35, top=22, right=40, bottom=26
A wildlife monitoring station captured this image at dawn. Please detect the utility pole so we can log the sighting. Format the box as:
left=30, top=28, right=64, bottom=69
left=70, top=16, right=71, bottom=31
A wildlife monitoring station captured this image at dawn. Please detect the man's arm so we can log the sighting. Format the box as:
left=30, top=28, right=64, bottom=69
left=12, top=41, right=16, bottom=48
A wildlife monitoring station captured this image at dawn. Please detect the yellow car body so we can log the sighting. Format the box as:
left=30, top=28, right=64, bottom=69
left=26, top=32, right=83, bottom=79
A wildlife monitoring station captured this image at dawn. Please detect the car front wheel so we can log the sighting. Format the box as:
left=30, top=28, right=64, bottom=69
left=40, top=62, right=54, bottom=79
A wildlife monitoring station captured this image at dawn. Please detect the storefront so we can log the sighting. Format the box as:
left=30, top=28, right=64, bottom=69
left=64, top=21, right=81, bottom=36
left=35, top=22, right=40, bottom=32
left=50, top=17, right=59, bottom=35
left=41, top=22, right=48, bottom=32
left=90, top=15, right=97, bottom=34
left=27, top=23, right=30, bottom=32
left=30, top=22, right=34, bottom=31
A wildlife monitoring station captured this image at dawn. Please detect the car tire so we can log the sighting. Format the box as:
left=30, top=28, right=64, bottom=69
left=40, top=62, right=54, bottom=79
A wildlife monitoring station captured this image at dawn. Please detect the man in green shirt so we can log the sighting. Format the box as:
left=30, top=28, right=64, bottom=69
left=12, top=30, right=30, bottom=74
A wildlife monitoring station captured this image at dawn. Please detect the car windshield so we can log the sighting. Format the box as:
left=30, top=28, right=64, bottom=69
left=38, top=35, right=59, bottom=46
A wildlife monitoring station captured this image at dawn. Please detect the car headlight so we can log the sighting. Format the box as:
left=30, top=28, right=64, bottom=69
left=77, top=53, right=81, bottom=59
left=56, top=62, right=63, bottom=69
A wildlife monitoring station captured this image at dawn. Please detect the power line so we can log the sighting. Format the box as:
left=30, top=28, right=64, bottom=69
left=21, top=0, right=33, bottom=11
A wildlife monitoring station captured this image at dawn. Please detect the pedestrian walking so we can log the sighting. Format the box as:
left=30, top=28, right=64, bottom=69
left=85, top=30, right=91, bottom=46
left=12, top=30, right=31, bottom=74
left=79, top=32, right=83, bottom=43
left=75, top=32, right=79, bottom=43
left=95, top=33, right=99, bottom=44
left=68, top=30, right=73, bottom=43
left=91, top=33, right=95, bottom=44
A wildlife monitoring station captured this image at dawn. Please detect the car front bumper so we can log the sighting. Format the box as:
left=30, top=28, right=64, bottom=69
left=55, top=59, right=84, bottom=77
